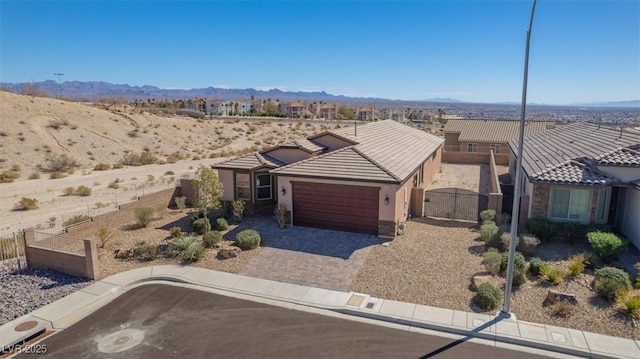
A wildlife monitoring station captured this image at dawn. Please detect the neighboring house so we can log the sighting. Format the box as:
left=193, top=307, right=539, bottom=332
left=213, top=120, right=444, bottom=238
left=287, top=102, right=307, bottom=117
left=320, top=104, right=336, bottom=120
left=391, top=109, right=405, bottom=122
left=357, top=107, right=374, bottom=121
left=508, top=122, right=640, bottom=250
left=444, top=119, right=552, bottom=155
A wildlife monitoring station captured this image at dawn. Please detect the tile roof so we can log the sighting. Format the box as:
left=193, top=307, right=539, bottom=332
left=330, top=120, right=444, bottom=181
left=278, top=138, right=326, bottom=153
left=595, top=147, right=640, bottom=167
left=531, top=160, right=616, bottom=186
left=509, top=122, right=640, bottom=185
left=214, top=152, right=285, bottom=171
left=218, top=120, right=444, bottom=184
left=271, top=147, right=398, bottom=183
left=444, top=119, right=551, bottom=143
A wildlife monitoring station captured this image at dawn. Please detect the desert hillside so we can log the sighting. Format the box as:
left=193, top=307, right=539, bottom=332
left=0, top=92, right=332, bottom=235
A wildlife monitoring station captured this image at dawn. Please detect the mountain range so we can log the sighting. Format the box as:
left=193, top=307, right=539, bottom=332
left=1, top=80, right=638, bottom=108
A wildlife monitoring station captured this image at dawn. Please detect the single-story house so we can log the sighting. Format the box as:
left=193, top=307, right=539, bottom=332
left=213, top=120, right=444, bottom=238
left=444, top=119, right=552, bottom=164
left=508, top=122, right=640, bottom=250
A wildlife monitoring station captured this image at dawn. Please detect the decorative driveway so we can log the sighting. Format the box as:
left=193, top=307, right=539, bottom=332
left=239, top=220, right=383, bottom=291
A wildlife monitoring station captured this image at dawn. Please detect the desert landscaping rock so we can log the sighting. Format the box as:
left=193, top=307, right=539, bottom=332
left=472, top=273, right=493, bottom=291
left=218, top=245, right=241, bottom=259
left=545, top=289, right=578, bottom=305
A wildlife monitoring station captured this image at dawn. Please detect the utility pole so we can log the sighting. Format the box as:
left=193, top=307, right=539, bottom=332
left=54, top=73, right=64, bottom=99
left=501, top=0, right=537, bottom=318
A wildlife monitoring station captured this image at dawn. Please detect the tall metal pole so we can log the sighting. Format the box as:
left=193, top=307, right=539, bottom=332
left=54, top=73, right=64, bottom=98
left=501, top=0, right=537, bottom=317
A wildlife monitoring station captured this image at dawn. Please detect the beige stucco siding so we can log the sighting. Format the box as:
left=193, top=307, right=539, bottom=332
left=619, top=188, right=640, bottom=250
left=218, top=169, right=234, bottom=201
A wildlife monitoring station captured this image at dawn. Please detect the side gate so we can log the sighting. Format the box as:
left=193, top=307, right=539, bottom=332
left=424, top=188, right=488, bottom=222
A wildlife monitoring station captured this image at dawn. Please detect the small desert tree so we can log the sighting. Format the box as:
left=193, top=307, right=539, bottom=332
left=193, top=165, right=223, bottom=241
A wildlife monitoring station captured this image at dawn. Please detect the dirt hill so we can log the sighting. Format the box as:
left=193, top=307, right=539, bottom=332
left=0, top=91, right=329, bottom=235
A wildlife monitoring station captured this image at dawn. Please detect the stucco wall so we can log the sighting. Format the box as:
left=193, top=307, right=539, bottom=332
left=619, top=188, right=640, bottom=250
left=218, top=169, right=234, bottom=201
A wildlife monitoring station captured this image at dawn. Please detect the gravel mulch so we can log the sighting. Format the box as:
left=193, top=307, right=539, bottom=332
left=350, top=217, right=639, bottom=340
left=0, top=268, right=91, bottom=325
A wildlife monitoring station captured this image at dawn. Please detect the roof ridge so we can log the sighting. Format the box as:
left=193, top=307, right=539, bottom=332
left=350, top=147, right=401, bottom=182
left=271, top=146, right=356, bottom=172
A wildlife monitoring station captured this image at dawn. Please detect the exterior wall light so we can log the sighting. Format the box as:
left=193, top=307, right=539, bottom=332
left=384, top=194, right=389, bottom=205
left=281, top=187, right=286, bottom=196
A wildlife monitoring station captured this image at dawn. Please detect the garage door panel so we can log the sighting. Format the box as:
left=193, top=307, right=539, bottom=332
left=292, top=182, right=379, bottom=235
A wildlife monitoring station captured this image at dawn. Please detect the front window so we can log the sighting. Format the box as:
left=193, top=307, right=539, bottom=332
left=236, top=173, right=251, bottom=200
left=550, top=188, right=589, bottom=221
left=596, top=188, right=609, bottom=222
left=468, top=143, right=478, bottom=153
left=256, top=174, right=272, bottom=200
left=490, top=144, right=501, bottom=154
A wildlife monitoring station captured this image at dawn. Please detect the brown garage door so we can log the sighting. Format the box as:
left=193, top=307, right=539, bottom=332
left=292, top=182, right=379, bottom=235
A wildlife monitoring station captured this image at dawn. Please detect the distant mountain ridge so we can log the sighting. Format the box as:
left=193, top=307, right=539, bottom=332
left=1, top=80, right=637, bottom=107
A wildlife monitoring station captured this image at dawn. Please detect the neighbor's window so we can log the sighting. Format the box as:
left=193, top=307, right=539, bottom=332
left=236, top=173, right=251, bottom=200
left=468, top=143, right=478, bottom=153
left=595, top=188, right=609, bottom=222
left=550, top=188, right=589, bottom=221
left=256, top=174, right=272, bottom=200
left=490, top=144, right=501, bottom=154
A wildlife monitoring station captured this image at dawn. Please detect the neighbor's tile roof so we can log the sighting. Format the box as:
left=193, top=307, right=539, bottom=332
left=595, top=147, right=640, bottom=166
left=271, top=147, right=397, bottom=183
left=531, top=160, right=616, bottom=186
left=509, top=122, right=640, bottom=185
left=444, top=119, right=551, bottom=143
left=214, top=152, right=285, bottom=171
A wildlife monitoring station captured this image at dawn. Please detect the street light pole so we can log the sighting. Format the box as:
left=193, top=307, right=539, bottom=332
left=501, top=0, right=537, bottom=318
left=54, top=73, right=64, bottom=99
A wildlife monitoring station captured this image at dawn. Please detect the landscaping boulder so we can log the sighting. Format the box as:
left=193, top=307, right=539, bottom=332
left=218, top=245, right=241, bottom=259
left=544, top=289, right=578, bottom=306
left=472, top=273, right=493, bottom=291
left=113, top=248, right=134, bottom=259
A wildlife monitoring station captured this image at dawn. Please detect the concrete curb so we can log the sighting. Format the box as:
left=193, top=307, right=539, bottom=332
left=2, top=265, right=638, bottom=359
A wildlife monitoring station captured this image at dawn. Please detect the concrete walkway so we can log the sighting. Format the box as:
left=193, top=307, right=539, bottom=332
left=239, top=220, right=382, bottom=291
left=2, top=265, right=638, bottom=358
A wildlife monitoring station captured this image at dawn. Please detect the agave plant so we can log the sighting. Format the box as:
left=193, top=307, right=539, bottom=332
left=169, top=235, right=204, bottom=261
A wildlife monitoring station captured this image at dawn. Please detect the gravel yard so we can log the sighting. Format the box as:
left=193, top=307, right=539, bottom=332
left=350, top=217, right=639, bottom=340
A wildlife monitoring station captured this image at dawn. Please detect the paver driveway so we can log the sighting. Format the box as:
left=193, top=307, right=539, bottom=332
left=239, top=220, right=383, bottom=291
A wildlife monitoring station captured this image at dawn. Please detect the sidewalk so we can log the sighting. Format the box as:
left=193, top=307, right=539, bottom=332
left=2, top=265, right=639, bottom=358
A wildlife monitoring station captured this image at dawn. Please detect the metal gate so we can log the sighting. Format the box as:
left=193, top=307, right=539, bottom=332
left=424, top=188, right=488, bottom=222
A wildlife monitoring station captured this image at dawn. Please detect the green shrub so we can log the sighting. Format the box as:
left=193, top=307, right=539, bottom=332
left=96, top=228, right=113, bottom=248
left=500, top=232, right=515, bottom=251
left=192, top=218, right=211, bottom=234
left=121, top=151, right=157, bottom=166
left=480, top=221, right=500, bottom=248
left=567, top=254, right=586, bottom=276
left=94, top=163, right=111, bottom=170
left=215, top=217, right=229, bottom=230
left=0, top=170, right=20, bottom=183
left=480, top=209, right=496, bottom=223
left=475, top=283, right=502, bottom=310
left=588, top=231, right=627, bottom=263
left=169, top=227, right=182, bottom=238
left=559, top=222, right=581, bottom=241
left=43, top=153, right=78, bottom=172
left=615, top=290, right=640, bottom=319
left=174, top=196, right=187, bottom=209
left=482, top=248, right=502, bottom=275
left=525, top=218, right=556, bottom=242
left=552, top=301, right=575, bottom=318
left=517, top=234, right=539, bottom=256
left=15, top=197, right=38, bottom=211
left=203, top=230, right=223, bottom=248
left=134, top=207, right=155, bottom=227
left=274, top=203, right=289, bottom=228
left=500, top=251, right=526, bottom=286
left=134, top=244, right=158, bottom=261
left=189, top=211, right=203, bottom=223
left=541, top=266, right=564, bottom=285
left=636, top=262, right=640, bottom=289
left=594, top=267, right=632, bottom=302
left=235, top=229, right=261, bottom=250
left=529, top=257, right=549, bottom=276
left=169, top=235, right=204, bottom=261
left=231, top=200, right=246, bottom=221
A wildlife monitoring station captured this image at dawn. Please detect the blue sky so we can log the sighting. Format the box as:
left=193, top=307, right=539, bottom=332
left=1, top=0, right=638, bottom=104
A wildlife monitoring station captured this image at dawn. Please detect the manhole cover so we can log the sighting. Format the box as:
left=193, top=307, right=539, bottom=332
left=14, top=320, right=39, bottom=332
left=98, top=329, right=144, bottom=353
